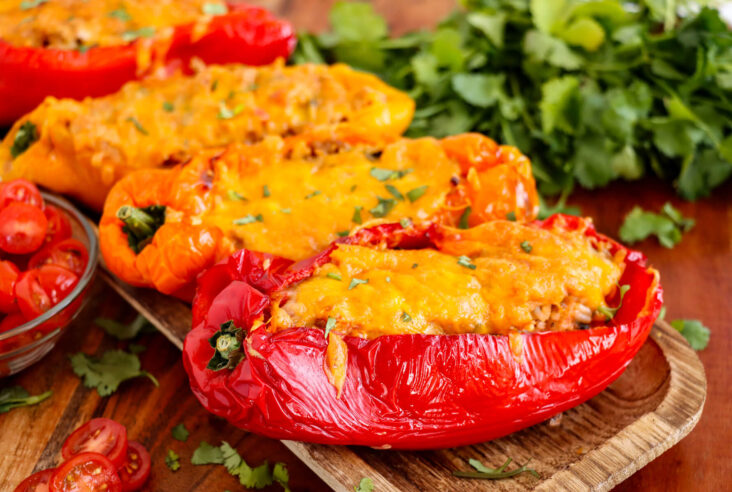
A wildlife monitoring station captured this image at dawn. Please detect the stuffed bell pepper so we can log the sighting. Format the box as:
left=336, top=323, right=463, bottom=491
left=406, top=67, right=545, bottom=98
left=183, top=216, right=662, bottom=449
left=99, top=133, right=538, bottom=299
left=0, top=0, right=296, bottom=124
left=1, top=61, right=414, bottom=209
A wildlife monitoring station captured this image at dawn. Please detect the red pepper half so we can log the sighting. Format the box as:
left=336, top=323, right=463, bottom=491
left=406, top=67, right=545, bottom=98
left=183, top=216, right=663, bottom=449
left=0, top=3, right=295, bottom=125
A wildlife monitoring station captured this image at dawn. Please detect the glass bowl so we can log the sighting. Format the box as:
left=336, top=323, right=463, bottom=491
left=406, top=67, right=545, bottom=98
left=0, top=192, right=99, bottom=376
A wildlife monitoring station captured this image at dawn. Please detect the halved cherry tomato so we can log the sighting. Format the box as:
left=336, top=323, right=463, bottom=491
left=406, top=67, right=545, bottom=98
left=43, top=205, right=72, bottom=246
left=0, top=260, right=20, bottom=313
left=14, top=270, right=52, bottom=320
left=0, top=179, right=44, bottom=210
left=29, top=239, right=88, bottom=277
left=61, top=418, right=128, bottom=468
left=49, top=453, right=121, bottom=492
left=13, top=468, right=54, bottom=492
left=0, top=203, right=48, bottom=254
left=36, top=265, right=79, bottom=305
left=117, top=441, right=151, bottom=491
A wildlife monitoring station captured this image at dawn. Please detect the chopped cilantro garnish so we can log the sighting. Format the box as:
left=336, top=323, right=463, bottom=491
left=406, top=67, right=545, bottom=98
left=121, top=27, right=155, bottom=42
left=162, top=101, right=174, bottom=112
left=411, top=263, right=418, bottom=268
left=227, top=190, right=246, bottom=201
left=305, top=190, right=322, bottom=199
left=280, top=208, right=292, bottom=214
left=457, top=255, right=476, bottom=270
left=324, top=317, right=336, bottom=338
left=202, top=2, right=228, bottom=15
left=262, top=185, right=271, bottom=197
left=166, top=449, right=181, bottom=471
left=20, top=0, right=46, bottom=10
left=506, top=211, right=517, bottom=221
left=172, top=423, right=189, bottom=442
left=597, top=284, right=631, bottom=320
left=211, top=79, right=219, bottom=91
left=348, top=278, right=369, bottom=290
left=233, top=214, right=263, bottom=225
left=336, top=230, right=350, bottom=237
left=352, top=206, right=363, bottom=224
left=385, top=184, right=404, bottom=201
left=399, top=217, right=412, bottom=228
left=369, top=167, right=413, bottom=181
left=218, top=102, right=244, bottom=120
left=108, top=7, right=131, bottom=22
left=520, top=241, right=532, bottom=253
left=385, top=276, right=391, bottom=283
left=10, top=121, right=39, bottom=158
left=326, top=272, right=342, bottom=281
left=75, top=44, right=96, bottom=54
left=459, top=206, right=471, bottom=229
left=126, top=117, right=148, bottom=135
left=406, top=185, right=428, bottom=203
left=369, top=197, right=396, bottom=218
left=401, top=312, right=412, bottom=322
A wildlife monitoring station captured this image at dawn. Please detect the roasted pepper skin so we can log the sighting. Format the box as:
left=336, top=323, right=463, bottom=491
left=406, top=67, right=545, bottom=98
left=0, top=3, right=295, bottom=125
left=99, top=134, right=538, bottom=299
left=183, top=217, right=663, bottom=449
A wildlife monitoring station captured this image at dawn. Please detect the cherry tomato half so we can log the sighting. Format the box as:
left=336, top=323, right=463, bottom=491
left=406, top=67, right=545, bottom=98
left=0, top=179, right=44, bottom=210
left=0, top=260, right=20, bottom=313
left=43, top=205, right=72, bottom=246
left=117, top=441, right=151, bottom=491
left=14, top=270, right=52, bottom=320
left=61, top=418, right=128, bottom=468
left=29, top=239, right=88, bottom=277
left=0, top=203, right=48, bottom=254
left=36, top=265, right=79, bottom=305
left=49, top=453, right=121, bottom=492
left=13, top=468, right=54, bottom=492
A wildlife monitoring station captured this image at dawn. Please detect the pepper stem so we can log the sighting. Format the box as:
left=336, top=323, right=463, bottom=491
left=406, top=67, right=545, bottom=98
left=207, top=320, right=246, bottom=371
left=116, top=204, right=166, bottom=254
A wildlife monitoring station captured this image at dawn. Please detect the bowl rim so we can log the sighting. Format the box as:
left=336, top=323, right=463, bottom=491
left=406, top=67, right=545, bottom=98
left=0, top=191, right=99, bottom=342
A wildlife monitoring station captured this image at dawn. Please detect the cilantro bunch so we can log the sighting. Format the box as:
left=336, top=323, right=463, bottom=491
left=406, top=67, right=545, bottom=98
left=294, top=0, right=732, bottom=199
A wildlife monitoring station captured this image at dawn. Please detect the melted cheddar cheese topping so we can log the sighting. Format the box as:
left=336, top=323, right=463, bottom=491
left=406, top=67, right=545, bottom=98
left=0, top=0, right=224, bottom=49
left=270, top=220, right=625, bottom=338
left=194, top=137, right=460, bottom=261
left=1, top=62, right=413, bottom=210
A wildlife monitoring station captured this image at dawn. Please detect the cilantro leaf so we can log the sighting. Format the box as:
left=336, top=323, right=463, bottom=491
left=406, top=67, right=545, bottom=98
left=70, top=350, right=158, bottom=397
left=191, top=441, right=224, bottom=465
left=202, top=2, right=228, bottom=16
left=10, top=121, right=39, bottom=158
left=619, top=203, right=694, bottom=248
left=95, top=315, right=153, bottom=340
left=355, top=477, right=374, bottom=492
left=324, top=317, right=336, bottom=338
left=273, top=462, right=290, bottom=491
left=192, top=441, right=278, bottom=489
left=166, top=449, right=181, bottom=471
left=172, top=423, right=189, bottom=442
left=671, top=319, right=710, bottom=350
left=0, top=386, right=51, bottom=414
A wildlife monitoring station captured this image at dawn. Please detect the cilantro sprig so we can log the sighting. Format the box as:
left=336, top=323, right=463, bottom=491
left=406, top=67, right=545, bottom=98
left=0, top=386, right=51, bottom=414
left=294, top=2, right=732, bottom=201
left=619, top=202, right=695, bottom=248
left=70, top=349, right=158, bottom=397
left=453, top=457, right=540, bottom=480
left=191, top=441, right=290, bottom=490
left=671, top=319, right=710, bottom=350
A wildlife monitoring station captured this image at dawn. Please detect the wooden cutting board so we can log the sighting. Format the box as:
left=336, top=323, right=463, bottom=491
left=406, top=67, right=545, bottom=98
left=102, top=270, right=706, bottom=491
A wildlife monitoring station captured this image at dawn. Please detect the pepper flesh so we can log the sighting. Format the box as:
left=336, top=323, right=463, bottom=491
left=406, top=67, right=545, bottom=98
left=1, top=62, right=413, bottom=209
left=99, top=133, right=538, bottom=299
left=183, top=217, right=662, bottom=449
left=0, top=2, right=296, bottom=125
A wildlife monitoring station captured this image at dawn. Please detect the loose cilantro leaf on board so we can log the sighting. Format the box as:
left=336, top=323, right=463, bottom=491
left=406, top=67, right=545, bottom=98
left=454, top=457, right=540, bottom=480
left=294, top=2, right=732, bottom=200
left=172, top=423, right=189, bottom=442
left=619, top=202, right=694, bottom=248
left=0, top=386, right=51, bottom=414
left=70, top=350, right=158, bottom=397
left=671, top=319, right=710, bottom=350
left=166, top=449, right=181, bottom=471
left=354, top=477, right=374, bottom=492
left=95, top=315, right=153, bottom=340
left=191, top=441, right=288, bottom=489
left=191, top=441, right=224, bottom=465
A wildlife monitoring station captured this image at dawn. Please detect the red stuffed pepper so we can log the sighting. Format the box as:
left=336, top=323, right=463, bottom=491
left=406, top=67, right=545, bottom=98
left=183, top=216, right=662, bottom=449
left=0, top=1, right=295, bottom=125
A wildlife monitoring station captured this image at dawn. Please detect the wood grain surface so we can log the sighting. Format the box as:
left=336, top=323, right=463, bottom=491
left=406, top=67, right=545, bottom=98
left=0, top=1, right=729, bottom=491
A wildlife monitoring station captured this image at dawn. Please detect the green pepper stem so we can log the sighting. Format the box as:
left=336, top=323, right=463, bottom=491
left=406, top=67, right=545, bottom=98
left=117, top=205, right=157, bottom=239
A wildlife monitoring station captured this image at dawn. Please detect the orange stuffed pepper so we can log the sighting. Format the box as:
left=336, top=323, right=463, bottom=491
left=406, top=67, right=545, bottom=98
left=99, top=133, right=539, bottom=300
left=0, top=62, right=414, bottom=210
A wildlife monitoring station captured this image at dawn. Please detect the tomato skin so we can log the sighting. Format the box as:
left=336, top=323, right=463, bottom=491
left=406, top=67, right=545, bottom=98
left=49, top=453, right=121, bottom=492
left=117, top=441, right=151, bottom=491
left=0, top=203, right=48, bottom=254
left=61, top=418, right=128, bottom=468
left=43, top=205, right=72, bottom=246
left=0, top=179, right=44, bottom=210
left=0, top=260, right=20, bottom=313
left=29, top=239, right=89, bottom=277
left=13, top=468, right=54, bottom=492
left=36, top=265, right=79, bottom=305
left=14, top=269, right=52, bottom=320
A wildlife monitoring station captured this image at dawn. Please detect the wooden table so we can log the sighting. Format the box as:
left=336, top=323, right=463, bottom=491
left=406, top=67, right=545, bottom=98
left=1, top=2, right=730, bottom=490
